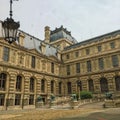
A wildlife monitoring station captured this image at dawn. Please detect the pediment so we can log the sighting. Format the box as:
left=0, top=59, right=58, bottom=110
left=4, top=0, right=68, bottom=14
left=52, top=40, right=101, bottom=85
left=48, top=55, right=59, bottom=61
left=29, top=48, right=40, bottom=54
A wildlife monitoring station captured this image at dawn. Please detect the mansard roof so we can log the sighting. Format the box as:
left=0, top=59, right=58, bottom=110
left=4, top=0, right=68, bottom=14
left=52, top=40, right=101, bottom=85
left=18, top=30, right=58, bottom=57
left=64, top=29, right=120, bottom=51
left=50, top=25, right=77, bottom=44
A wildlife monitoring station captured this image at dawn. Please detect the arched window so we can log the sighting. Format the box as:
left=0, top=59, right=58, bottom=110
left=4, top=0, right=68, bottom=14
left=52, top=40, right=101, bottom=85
left=67, top=82, right=72, bottom=94
left=30, top=77, right=34, bottom=92
left=0, top=73, right=7, bottom=91
left=77, top=80, right=82, bottom=91
left=115, top=76, right=120, bottom=91
left=59, top=82, right=62, bottom=94
left=16, top=75, right=22, bottom=91
left=41, top=79, right=45, bottom=93
left=88, top=79, right=94, bottom=92
left=100, top=77, right=108, bottom=93
left=51, top=81, right=54, bottom=93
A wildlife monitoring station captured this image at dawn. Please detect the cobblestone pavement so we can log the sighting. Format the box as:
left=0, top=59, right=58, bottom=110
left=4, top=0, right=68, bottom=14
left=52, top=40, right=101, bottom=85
left=0, top=102, right=120, bottom=120
left=56, top=108, right=120, bottom=120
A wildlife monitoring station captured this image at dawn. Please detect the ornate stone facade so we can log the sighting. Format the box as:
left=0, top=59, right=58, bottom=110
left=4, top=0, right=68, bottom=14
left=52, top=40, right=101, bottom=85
left=0, top=23, right=120, bottom=110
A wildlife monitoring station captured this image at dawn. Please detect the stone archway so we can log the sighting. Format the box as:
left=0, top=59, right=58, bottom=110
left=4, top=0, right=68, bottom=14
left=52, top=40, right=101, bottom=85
left=100, top=77, right=108, bottom=93
left=115, top=76, right=120, bottom=91
left=88, top=79, right=94, bottom=92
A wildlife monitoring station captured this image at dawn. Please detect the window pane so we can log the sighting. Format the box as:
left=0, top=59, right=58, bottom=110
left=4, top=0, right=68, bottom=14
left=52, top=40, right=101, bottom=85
left=98, top=58, right=104, bottom=70
left=110, top=42, right=115, bottom=49
left=31, top=56, right=35, bottom=68
left=76, top=63, right=80, bottom=73
left=41, top=79, right=45, bottom=93
left=67, top=82, right=71, bottom=94
left=16, top=76, right=22, bottom=91
left=98, top=45, right=102, bottom=52
left=3, top=47, right=9, bottom=61
left=87, top=60, right=91, bottom=72
left=88, top=79, right=94, bottom=92
left=30, top=78, right=34, bottom=92
left=112, top=55, right=119, bottom=67
left=29, top=95, right=34, bottom=105
left=51, top=81, right=54, bottom=93
left=15, top=94, right=21, bottom=105
left=59, top=82, right=62, bottom=94
left=100, top=78, right=108, bottom=93
left=51, top=62, right=54, bottom=73
left=0, top=94, right=5, bottom=106
left=0, top=73, right=6, bottom=91
left=66, top=65, right=70, bottom=75
left=86, top=49, right=90, bottom=55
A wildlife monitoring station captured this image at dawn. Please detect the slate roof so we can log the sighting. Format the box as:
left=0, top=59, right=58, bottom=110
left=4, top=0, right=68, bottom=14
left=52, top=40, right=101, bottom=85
left=18, top=30, right=57, bottom=57
left=50, top=25, right=77, bottom=44
left=64, top=29, right=120, bottom=51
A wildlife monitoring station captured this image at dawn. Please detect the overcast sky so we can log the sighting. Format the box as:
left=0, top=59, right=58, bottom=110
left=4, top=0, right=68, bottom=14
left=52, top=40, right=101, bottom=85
left=1, top=0, right=120, bottom=42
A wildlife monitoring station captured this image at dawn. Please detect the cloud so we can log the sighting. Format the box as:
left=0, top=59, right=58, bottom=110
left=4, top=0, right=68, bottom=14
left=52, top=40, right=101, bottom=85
left=1, top=0, right=120, bottom=42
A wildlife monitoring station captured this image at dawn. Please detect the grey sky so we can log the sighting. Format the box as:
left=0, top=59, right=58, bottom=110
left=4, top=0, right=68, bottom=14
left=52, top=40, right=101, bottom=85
left=0, top=0, right=120, bottom=42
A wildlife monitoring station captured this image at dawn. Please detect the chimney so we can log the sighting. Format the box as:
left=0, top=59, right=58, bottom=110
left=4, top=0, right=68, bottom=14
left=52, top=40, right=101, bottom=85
left=19, top=32, right=25, bottom=46
left=44, top=26, right=50, bottom=43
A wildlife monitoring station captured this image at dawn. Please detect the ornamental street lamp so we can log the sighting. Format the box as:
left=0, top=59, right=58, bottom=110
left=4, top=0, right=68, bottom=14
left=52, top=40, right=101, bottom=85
left=2, top=0, right=20, bottom=44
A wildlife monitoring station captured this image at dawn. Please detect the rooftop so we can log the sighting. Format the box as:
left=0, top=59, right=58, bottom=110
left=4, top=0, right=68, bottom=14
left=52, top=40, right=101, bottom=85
left=50, top=25, right=77, bottom=44
left=64, top=29, right=120, bottom=51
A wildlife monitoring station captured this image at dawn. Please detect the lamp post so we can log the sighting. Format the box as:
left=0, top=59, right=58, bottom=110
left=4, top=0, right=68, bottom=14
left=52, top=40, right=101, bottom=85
left=2, top=0, right=20, bottom=44
left=77, top=80, right=81, bottom=100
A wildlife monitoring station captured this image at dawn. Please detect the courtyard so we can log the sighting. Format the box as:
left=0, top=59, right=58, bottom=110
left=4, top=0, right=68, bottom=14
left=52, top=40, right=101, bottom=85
left=0, top=102, right=120, bottom=120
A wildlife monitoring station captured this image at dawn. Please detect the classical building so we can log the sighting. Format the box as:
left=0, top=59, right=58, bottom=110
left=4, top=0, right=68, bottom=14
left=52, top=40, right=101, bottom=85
left=0, top=21, right=120, bottom=110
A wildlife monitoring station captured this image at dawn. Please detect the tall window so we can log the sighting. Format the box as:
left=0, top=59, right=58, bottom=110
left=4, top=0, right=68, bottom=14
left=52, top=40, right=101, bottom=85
left=112, top=55, right=119, bottom=67
left=75, top=51, right=79, bottom=57
left=86, top=49, right=90, bottom=55
left=110, top=42, right=115, bottom=49
left=51, top=81, right=54, bottom=93
left=51, top=62, right=54, bottom=73
left=0, top=94, right=5, bottom=106
left=15, top=94, right=21, bottom=105
left=16, top=76, right=22, bottom=91
left=59, top=82, right=62, bottom=94
left=100, top=78, right=108, bottom=93
left=41, top=79, right=45, bottom=93
left=115, top=76, right=120, bottom=91
left=66, top=65, right=70, bottom=75
left=76, top=63, right=80, bottom=73
left=67, top=82, right=72, bottom=94
left=3, top=47, right=9, bottom=61
left=29, top=95, right=34, bottom=105
left=0, top=73, right=7, bottom=91
left=30, top=77, right=34, bottom=92
left=98, top=45, right=102, bottom=52
left=77, top=80, right=82, bottom=91
left=88, top=79, right=94, bottom=92
left=66, top=54, right=69, bottom=59
left=31, top=56, right=35, bottom=68
left=87, top=60, right=91, bottom=72
left=98, top=58, right=104, bottom=70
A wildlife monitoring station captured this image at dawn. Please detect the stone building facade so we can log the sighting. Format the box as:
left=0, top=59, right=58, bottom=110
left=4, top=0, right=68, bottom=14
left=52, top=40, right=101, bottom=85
left=0, top=22, right=120, bottom=110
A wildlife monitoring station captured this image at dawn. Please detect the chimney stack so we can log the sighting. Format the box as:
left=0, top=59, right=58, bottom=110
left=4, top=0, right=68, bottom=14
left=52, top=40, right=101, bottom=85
left=44, top=26, right=50, bottom=43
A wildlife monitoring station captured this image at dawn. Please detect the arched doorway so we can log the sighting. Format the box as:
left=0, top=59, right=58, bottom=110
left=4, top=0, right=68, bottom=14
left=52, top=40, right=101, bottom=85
left=88, top=79, right=94, bottom=92
left=115, top=76, right=120, bottom=91
left=100, top=77, right=108, bottom=93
